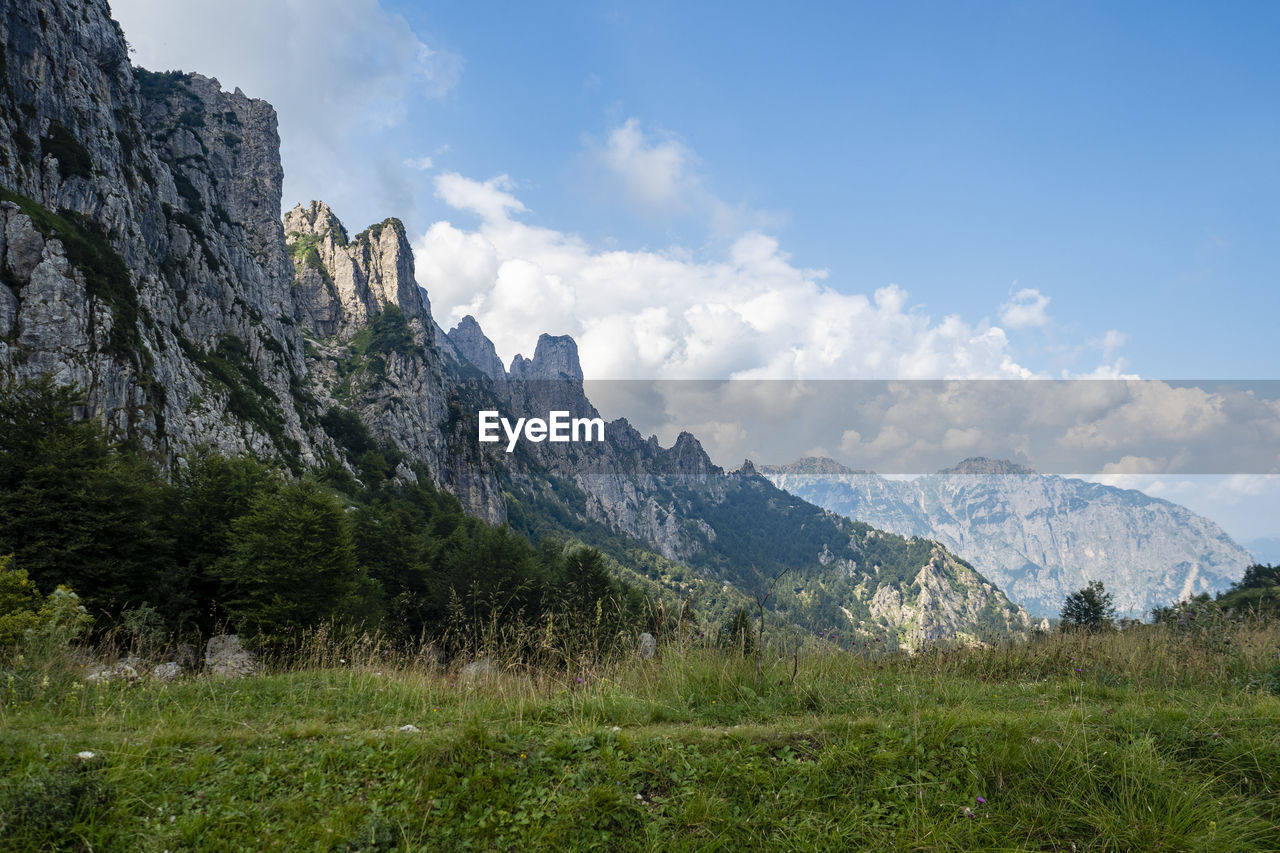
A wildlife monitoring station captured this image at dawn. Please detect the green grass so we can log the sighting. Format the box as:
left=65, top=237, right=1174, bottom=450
left=2, top=623, right=1278, bottom=851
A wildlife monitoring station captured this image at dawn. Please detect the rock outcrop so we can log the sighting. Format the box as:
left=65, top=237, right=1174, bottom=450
left=447, top=315, right=505, bottom=381
left=0, top=0, right=322, bottom=463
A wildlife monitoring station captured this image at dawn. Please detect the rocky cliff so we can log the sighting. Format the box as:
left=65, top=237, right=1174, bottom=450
left=0, top=0, right=322, bottom=463
left=761, top=457, right=1251, bottom=617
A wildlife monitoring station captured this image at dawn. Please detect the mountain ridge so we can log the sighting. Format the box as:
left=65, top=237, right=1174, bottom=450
left=760, top=456, right=1250, bottom=617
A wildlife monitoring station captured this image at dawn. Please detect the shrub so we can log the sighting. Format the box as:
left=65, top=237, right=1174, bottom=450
left=40, top=122, right=93, bottom=180
left=1060, top=580, right=1116, bottom=633
left=0, top=555, right=41, bottom=648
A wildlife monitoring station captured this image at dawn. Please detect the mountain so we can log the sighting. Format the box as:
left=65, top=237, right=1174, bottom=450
left=760, top=457, right=1251, bottom=617
left=0, top=0, right=1031, bottom=648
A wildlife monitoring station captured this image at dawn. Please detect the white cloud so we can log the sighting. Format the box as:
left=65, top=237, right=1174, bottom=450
left=404, top=156, right=435, bottom=171
left=999, top=287, right=1051, bottom=329
left=1098, top=329, right=1127, bottom=359
left=110, top=0, right=460, bottom=229
left=435, top=173, right=526, bottom=223
left=416, top=173, right=1045, bottom=381
left=596, top=119, right=697, bottom=214
left=582, top=119, right=784, bottom=236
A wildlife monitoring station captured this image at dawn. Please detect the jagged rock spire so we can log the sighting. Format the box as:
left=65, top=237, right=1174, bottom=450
left=447, top=315, right=506, bottom=380
left=508, top=333, right=583, bottom=383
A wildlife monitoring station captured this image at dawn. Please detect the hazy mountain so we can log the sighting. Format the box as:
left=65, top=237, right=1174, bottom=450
left=760, top=457, right=1251, bottom=617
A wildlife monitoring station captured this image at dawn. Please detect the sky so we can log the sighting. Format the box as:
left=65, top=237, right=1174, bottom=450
left=108, top=0, right=1280, bottom=543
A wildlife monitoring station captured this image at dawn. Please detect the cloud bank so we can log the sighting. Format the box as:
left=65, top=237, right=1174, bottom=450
left=418, top=167, right=1058, bottom=381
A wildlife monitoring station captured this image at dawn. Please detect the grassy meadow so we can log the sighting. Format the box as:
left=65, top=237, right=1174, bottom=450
left=2, top=618, right=1279, bottom=852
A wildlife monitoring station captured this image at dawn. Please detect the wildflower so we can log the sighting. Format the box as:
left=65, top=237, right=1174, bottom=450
left=976, top=796, right=987, bottom=804
left=520, top=752, right=527, bottom=759
left=76, top=751, right=95, bottom=760
left=963, top=806, right=975, bottom=819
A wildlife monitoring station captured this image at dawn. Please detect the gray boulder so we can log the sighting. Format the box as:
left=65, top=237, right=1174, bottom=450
left=637, top=632, right=657, bottom=659
left=205, top=634, right=257, bottom=678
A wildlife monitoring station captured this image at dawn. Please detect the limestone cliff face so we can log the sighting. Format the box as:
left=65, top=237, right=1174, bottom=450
left=0, top=0, right=321, bottom=463
left=761, top=456, right=1251, bottom=617
left=282, top=199, right=506, bottom=524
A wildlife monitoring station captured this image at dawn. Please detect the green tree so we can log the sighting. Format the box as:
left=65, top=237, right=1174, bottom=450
left=1060, top=580, right=1117, bottom=633
left=0, top=378, right=173, bottom=618
left=216, top=479, right=375, bottom=639
left=1231, top=563, right=1280, bottom=592
left=168, top=449, right=277, bottom=632
left=0, top=554, right=92, bottom=656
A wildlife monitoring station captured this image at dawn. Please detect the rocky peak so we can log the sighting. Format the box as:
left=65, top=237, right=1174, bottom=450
left=283, top=200, right=349, bottom=244
left=737, top=459, right=758, bottom=477
left=509, top=333, right=583, bottom=383
left=940, top=457, right=1036, bottom=476
left=763, top=456, right=858, bottom=478
left=286, top=202, right=429, bottom=340
left=447, top=315, right=506, bottom=380
left=665, top=431, right=717, bottom=483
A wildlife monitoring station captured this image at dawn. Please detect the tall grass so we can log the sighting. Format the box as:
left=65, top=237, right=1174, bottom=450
left=2, top=615, right=1278, bottom=850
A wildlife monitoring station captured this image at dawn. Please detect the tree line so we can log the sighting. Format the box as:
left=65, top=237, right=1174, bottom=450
left=0, top=378, right=643, bottom=654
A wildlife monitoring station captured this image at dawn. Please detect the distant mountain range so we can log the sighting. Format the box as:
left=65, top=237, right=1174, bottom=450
left=760, top=457, right=1251, bottom=618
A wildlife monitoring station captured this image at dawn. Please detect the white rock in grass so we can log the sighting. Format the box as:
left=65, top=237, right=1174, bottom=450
left=151, top=662, right=181, bottom=682
left=398, top=724, right=421, bottom=733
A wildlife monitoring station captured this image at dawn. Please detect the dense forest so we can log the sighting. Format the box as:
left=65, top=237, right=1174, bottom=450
left=0, top=377, right=645, bottom=655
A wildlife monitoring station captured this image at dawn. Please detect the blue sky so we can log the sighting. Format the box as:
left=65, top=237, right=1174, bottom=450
left=110, top=0, right=1280, bottom=542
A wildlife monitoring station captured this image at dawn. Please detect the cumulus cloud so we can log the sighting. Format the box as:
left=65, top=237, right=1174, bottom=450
left=110, top=0, right=460, bottom=228
left=595, top=119, right=698, bottom=215
left=999, top=287, right=1051, bottom=329
left=417, top=172, right=1041, bottom=382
